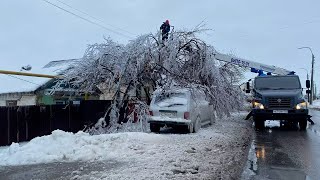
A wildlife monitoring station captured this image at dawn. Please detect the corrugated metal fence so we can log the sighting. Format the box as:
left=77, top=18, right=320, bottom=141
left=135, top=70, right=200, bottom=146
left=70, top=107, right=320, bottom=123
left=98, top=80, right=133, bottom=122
left=0, top=100, right=112, bottom=146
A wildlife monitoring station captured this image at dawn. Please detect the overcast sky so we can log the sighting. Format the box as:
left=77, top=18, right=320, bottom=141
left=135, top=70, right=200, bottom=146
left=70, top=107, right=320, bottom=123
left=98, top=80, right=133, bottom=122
left=0, top=0, right=319, bottom=94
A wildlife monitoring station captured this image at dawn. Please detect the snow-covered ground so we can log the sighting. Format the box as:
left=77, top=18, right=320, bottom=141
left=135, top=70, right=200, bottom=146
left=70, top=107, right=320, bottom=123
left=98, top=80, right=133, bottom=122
left=309, top=99, right=320, bottom=109
left=0, top=112, right=253, bottom=180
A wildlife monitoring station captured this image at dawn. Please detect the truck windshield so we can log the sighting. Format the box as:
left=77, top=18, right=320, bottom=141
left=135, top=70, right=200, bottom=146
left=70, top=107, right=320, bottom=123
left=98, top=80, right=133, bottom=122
left=255, top=76, right=301, bottom=90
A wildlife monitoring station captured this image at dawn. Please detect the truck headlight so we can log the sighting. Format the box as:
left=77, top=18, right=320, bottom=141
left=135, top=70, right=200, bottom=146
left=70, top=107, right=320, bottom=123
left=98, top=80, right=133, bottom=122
left=296, top=102, right=307, bottom=110
left=253, top=102, right=264, bottom=109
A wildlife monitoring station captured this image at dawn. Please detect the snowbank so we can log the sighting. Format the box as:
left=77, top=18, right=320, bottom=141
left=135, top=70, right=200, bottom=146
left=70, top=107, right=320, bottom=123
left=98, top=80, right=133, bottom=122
left=309, top=100, right=320, bottom=110
left=0, top=112, right=252, bottom=179
left=0, top=130, right=165, bottom=166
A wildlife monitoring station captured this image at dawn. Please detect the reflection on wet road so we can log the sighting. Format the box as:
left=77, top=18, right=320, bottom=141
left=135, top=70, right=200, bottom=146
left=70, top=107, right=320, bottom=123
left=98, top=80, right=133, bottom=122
left=246, top=109, right=320, bottom=180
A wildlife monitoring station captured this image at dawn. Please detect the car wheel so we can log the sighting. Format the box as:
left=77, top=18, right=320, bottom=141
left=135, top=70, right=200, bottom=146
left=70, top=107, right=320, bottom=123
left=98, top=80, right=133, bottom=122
left=150, top=123, right=160, bottom=133
left=299, top=119, right=307, bottom=130
left=193, top=117, right=201, bottom=133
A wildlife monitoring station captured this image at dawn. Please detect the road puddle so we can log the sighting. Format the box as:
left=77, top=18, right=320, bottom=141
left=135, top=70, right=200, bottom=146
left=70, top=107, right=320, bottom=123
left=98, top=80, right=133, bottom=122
left=242, top=137, right=312, bottom=180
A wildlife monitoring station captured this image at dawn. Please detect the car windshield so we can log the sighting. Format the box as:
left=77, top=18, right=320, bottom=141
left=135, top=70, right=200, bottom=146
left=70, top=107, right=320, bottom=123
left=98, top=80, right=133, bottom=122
left=154, top=92, right=188, bottom=107
left=255, top=76, right=301, bottom=90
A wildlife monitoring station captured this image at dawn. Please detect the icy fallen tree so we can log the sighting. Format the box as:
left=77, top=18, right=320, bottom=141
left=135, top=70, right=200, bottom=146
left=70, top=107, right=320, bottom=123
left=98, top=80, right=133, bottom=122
left=58, top=26, right=245, bottom=134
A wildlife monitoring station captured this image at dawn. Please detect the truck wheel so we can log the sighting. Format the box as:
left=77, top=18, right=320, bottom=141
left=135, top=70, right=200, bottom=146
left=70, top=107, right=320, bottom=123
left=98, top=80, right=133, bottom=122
left=254, top=117, right=265, bottom=130
left=299, top=119, right=307, bottom=131
left=150, top=123, right=160, bottom=133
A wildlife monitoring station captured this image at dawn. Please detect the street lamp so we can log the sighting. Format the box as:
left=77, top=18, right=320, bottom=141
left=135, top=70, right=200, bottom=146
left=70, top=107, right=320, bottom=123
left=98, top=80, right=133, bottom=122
left=299, top=68, right=310, bottom=103
left=298, top=47, right=315, bottom=105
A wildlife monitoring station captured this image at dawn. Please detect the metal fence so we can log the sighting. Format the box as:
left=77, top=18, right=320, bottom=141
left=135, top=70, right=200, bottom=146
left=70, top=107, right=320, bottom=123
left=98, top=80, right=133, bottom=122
left=0, top=100, right=112, bottom=146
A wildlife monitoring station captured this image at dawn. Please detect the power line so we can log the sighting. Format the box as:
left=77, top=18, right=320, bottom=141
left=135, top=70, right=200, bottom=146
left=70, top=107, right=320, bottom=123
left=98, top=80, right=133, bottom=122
left=41, top=0, right=133, bottom=39
left=5, top=74, right=41, bottom=86
left=54, top=0, right=136, bottom=37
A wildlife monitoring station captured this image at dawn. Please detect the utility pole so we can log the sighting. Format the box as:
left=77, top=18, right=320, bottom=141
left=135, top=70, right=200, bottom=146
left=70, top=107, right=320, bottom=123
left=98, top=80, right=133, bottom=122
left=0, top=69, right=61, bottom=79
left=299, top=68, right=310, bottom=103
left=315, top=83, right=317, bottom=100
left=311, top=52, right=315, bottom=103
left=298, top=47, right=315, bottom=105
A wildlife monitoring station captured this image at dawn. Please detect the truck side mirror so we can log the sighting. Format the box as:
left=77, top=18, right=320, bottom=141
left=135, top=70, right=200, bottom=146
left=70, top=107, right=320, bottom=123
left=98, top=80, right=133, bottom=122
left=306, top=80, right=310, bottom=88
left=306, top=89, right=311, bottom=94
left=245, top=82, right=251, bottom=93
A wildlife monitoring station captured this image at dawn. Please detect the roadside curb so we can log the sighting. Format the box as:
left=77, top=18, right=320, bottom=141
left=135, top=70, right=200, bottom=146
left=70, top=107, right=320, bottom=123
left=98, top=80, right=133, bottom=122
left=309, top=107, right=320, bottom=111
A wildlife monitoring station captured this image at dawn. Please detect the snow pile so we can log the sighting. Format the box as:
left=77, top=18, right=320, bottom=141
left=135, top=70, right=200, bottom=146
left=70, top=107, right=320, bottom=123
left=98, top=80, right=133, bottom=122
left=0, top=113, right=252, bottom=179
left=241, top=141, right=257, bottom=179
left=309, top=100, right=320, bottom=109
left=0, top=130, right=165, bottom=166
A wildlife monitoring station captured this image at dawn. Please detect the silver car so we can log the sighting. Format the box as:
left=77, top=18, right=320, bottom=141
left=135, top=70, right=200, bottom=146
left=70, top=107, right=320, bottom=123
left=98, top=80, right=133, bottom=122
left=148, top=88, right=215, bottom=133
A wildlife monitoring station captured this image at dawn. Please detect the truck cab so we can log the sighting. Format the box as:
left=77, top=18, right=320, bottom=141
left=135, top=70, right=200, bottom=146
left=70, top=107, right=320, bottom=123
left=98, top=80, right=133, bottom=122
left=249, top=74, right=309, bottom=130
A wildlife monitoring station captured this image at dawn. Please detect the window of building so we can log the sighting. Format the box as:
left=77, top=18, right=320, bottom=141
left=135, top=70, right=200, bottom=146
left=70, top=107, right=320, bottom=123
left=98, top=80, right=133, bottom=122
left=55, top=101, right=65, bottom=105
left=6, top=100, right=17, bottom=107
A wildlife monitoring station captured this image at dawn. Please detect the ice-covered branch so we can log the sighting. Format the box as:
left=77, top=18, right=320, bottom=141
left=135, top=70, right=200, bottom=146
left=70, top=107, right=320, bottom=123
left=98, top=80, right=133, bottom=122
left=58, top=27, right=245, bottom=133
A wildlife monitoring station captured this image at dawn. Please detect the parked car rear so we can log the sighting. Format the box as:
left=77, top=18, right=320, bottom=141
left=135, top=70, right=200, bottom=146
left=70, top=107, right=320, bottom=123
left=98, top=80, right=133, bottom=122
left=148, top=88, right=215, bottom=133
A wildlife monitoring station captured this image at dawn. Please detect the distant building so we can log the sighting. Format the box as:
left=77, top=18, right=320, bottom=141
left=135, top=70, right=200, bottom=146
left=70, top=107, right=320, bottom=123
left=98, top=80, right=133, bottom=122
left=0, top=61, right=101, bottom=107
left=0, top=79, right=100, bottom=107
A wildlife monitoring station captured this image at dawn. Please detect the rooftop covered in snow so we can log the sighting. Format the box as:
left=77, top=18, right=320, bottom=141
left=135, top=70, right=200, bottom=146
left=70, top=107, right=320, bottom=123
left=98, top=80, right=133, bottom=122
left=0, top=59, right=79, bottom=94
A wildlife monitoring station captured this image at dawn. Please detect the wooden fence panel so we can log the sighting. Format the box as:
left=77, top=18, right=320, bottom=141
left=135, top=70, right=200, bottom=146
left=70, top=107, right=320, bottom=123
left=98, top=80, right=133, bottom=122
left=0, top=100, right=113, bottom=146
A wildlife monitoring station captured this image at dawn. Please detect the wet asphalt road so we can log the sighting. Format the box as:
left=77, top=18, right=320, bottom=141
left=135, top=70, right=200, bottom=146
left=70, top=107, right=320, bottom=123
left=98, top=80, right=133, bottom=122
left=2, top=111, right=320, bottom=180
left=248, top=109, right=320, bottom=180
